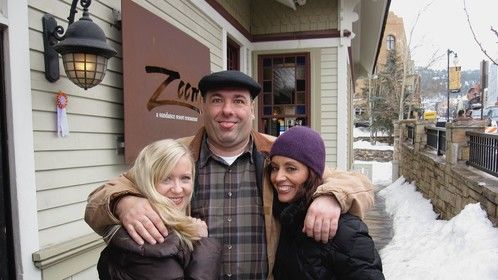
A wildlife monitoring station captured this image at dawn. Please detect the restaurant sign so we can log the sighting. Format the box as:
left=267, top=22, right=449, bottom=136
left=122, top=1, right=210, bottom=163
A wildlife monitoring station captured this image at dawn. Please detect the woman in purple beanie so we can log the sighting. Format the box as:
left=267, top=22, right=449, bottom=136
left=267, top=126, right=384, bottom=280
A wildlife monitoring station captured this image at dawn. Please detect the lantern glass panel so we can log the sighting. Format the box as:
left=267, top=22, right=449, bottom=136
left=62, top=53, right=108, bottom=89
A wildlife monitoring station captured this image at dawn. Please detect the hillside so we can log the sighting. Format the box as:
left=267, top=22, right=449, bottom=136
left=417, top=67, right=480, bottom=99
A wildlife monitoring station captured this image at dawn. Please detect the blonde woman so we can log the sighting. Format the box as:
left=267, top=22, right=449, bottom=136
left=97, top=139, right=221, bottom=280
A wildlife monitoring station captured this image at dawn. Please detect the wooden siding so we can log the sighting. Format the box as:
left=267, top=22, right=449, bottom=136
left=347, top=59, right=354, bottom=168
left=215, top=0, right=251, bottom=32
left=320, top=48, right=338, bottom=167
left=29, top=0, right=224, bottom=249
left=28, top=0, right=125, bottom=249
left=252, top=0, right=338, bottom=35
left=28, top=0, right=227, bottom=278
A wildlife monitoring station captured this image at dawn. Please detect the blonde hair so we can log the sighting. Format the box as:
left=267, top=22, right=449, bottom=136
left=128, top=139, right=200, bottom=250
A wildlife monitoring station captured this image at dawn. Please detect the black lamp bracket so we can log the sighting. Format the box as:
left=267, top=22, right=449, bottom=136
left=42, top=0, right=91, bottom=82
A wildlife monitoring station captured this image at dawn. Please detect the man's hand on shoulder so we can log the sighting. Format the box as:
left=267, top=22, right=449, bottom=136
left=303, top=195, right=341, bottom=243
left=115, top=196, right=168, bottom=245
left=191, top=218, right=208, bottom=238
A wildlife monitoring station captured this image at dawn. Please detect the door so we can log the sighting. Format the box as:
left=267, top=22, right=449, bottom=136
left=227, top=37, right=240, bottom=71
left=258, top=53, right=311, bottom=136
left=0, top=31, right=14, bottom=280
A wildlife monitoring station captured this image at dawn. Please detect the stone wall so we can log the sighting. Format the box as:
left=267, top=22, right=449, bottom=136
left=354, top=149, right=393, bottom=162
left=396, top=120, right=498, bottom=226
left=354, top=136, right=394, bottom=144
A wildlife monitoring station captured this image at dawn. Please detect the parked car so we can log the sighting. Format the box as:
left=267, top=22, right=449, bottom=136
left=471, top=106, right=498, bottom=126
left=470, top=108, right=487, bottom=120
left=469, top=103, right=486, bottom=120
left=484, top=106, right=498, bottom=126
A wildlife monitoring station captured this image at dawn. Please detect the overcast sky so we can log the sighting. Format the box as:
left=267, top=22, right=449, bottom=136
left=390, top=0, right=498, bottom=71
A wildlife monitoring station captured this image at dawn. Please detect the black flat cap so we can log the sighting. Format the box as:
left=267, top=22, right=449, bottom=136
left=198, top=70, right=261, bottom=99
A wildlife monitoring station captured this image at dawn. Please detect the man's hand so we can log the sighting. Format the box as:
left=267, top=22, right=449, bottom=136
left=115, top=196, right=168, bottom=245
left=303, top=195, right=341, bottom=243
left=191, top=218, right=208, bottom=238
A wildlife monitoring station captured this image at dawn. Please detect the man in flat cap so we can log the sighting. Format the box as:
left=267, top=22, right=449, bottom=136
left=85, top=70, right=374, bottom=279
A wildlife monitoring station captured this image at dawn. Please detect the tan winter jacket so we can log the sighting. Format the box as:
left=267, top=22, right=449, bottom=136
left=85, top=128, right=374, bottom=279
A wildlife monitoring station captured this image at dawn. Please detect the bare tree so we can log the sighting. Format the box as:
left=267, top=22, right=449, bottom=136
left=463, top=0, right=498, bottom=66
left=399, top=1, right=438, bottom=120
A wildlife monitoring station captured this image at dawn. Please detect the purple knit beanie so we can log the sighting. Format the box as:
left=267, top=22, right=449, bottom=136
left=270, top=126, right=326, bottom=177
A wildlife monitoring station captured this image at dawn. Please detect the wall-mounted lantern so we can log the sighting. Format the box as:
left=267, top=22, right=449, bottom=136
left=42, top=0, right=117, bottom=90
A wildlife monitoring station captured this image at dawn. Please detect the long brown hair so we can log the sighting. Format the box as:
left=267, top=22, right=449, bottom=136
left=300, top=170, right=324, bottom=206
left=265, top=159, right=324, bottom=206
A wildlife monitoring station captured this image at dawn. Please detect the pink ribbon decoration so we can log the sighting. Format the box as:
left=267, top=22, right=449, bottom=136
left=56, top=91, right=69, bottom=137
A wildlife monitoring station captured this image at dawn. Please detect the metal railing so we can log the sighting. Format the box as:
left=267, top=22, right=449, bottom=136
left=426, top=126, right=446, bottom=155
left=407, top=124, right=415, bottom=145
left=467, top=131, right=498, bottom=177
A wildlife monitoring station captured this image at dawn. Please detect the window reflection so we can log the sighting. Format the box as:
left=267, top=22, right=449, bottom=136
left=259, top=54, right=309, bottom=137
left=273, top=67, right=295, bottom=105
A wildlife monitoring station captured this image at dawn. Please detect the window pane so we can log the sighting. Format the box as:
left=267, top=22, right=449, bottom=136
left=263, top=67, right=272, bottom=80
left=296, top=80, right=305, bottom=91
left=284, top=106, right=296, bottom=115
left=277, top=118, right=286, bottom=135
left=296, top=66, right=305, bottom=79
left=263, top=58, right=272, bottom=67
left=273, top=67, right=295, bottom=104
left=296, top=56, right=305, bottom=65
left=263, top=106, right=272, bottom=115
left=296, top=92, right=305, bottom=104
left=286, top=117, right=296, bottom=127
left=263, top=94, right=272, bottom=105
left=258, top=54, right=309, bottom=136
left=295, top=117, right=306, bottom=126
left=285, top=57, right=295, bottom=65
left=296, top=105, right=306, bottom=115
left=264, top=118, right=279, bottom=136
left=263, top=81, right=272, bottom=93
left=387, top=35, right=396, bottom=50
left=273, top=106, right=282, bottom=115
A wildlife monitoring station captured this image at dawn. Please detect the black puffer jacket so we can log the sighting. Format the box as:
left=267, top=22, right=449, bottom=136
left=273, top=200, right=384, bottom=280
left=97, top=227, right=222, bottom=280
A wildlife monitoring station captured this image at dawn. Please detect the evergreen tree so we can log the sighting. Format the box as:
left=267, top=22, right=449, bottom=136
left=371, top=49, right=404, bottom=137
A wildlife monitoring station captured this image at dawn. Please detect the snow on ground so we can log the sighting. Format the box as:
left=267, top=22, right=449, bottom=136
left=353, top=127, right=389, bottom=137
left=354, top=160, right=393, bottom=186
left=353, top=127, right=393, bottom=150
left=378, top=177, right=498, bottom=280
left=353, top=130, right=498, bottom=280
left=353, top=131, right=393, bottom=185
left=353, top=140, right=394, bottom=151
left=354, top=127, right=373, bottom=137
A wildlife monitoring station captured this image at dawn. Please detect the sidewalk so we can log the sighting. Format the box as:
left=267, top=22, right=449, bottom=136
left=364, top=184, right=393, bottom=251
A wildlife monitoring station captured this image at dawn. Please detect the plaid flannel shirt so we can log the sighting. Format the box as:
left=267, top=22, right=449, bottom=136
left=191, top=137, right=268, bottom=279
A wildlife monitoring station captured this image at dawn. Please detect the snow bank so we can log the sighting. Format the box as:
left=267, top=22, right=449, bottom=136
left=379, top=177, right=498, bottom=280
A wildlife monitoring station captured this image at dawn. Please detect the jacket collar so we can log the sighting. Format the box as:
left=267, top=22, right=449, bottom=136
left=184, top=127, right=275, bottom=161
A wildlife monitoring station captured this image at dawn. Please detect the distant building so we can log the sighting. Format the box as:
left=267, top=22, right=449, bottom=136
left=376, top=12, right=410, bottom=68
left=467, top=84, right=482, bottom=105
left=354, top=11, right=421, bottom=122
left=488, top=61, right=498, bottom=107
